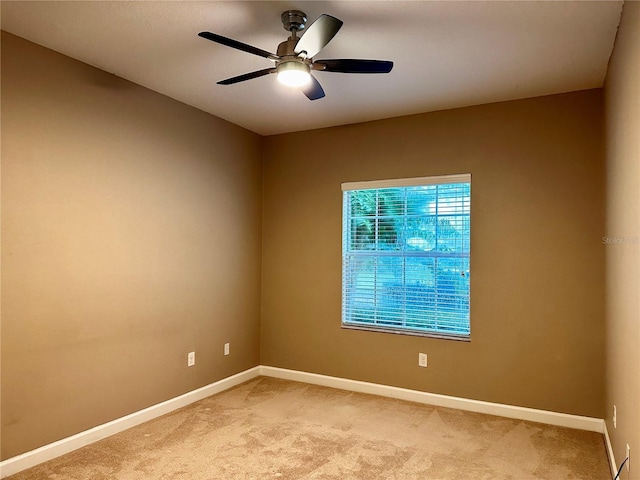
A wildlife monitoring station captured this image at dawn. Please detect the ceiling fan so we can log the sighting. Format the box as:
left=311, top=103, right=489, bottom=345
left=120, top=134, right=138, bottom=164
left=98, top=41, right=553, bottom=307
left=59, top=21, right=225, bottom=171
left=198, top=10, right=393, bottom=100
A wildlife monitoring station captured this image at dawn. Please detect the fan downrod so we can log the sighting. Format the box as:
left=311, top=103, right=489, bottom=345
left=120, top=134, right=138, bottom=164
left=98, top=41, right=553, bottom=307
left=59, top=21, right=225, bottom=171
left=281, top=10, right=307, bottom=33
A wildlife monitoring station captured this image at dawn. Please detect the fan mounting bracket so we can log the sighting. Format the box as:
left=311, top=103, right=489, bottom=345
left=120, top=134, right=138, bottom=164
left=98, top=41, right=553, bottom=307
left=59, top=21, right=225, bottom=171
left=281, top=10, right=307, bottom=33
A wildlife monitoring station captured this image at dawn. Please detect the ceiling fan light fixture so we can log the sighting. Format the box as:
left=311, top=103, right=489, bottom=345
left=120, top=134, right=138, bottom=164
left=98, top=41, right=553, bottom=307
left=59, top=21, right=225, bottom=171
left=200, top=11, right=392, bottom=100
left=276, top=61, right=311, bottom=87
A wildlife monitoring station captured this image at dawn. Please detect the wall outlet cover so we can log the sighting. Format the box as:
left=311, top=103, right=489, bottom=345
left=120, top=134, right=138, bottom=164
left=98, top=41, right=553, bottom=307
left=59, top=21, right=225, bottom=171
left=418, top=353, right=428, bottom=368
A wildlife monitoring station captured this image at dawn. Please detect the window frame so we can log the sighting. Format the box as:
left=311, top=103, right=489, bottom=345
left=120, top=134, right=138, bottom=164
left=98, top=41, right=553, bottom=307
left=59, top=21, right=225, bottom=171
left=341, top=173, right=471, bottom=341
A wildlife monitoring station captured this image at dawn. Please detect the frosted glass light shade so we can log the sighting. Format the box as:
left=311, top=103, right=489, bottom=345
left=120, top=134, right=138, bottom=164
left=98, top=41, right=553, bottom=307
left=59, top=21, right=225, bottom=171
left=277, top=61, right=311, bottom=87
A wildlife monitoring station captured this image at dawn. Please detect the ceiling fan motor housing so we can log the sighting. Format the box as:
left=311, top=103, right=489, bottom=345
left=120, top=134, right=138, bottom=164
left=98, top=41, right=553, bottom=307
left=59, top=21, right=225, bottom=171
left=276, top=38, right=300, bottom=58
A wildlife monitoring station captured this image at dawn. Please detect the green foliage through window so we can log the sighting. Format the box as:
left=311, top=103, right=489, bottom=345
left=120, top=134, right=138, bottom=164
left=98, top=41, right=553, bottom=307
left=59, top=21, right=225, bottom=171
left=342, top=177, right=471, bottom=338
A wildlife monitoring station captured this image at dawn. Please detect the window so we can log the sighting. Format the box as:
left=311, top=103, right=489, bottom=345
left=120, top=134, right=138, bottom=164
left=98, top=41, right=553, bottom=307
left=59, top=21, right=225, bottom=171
left=341, top=174, right=471, bottom=339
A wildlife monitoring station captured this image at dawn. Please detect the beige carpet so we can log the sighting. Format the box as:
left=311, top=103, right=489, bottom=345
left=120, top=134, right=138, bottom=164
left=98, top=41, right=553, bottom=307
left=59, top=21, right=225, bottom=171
left=7, top=377, right=611, bottom=479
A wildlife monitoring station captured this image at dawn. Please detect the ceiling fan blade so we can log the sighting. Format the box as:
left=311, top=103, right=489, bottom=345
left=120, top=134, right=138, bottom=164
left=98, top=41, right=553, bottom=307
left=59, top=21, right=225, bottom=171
left=217, top=68, right=276, bottom=85
left=198, top=32, right=278, bottom=60
left=294, top=14, right=343, bottom=59
left=301, top=75, right=325, bottom=100
left=313, top=59, right=394, bottom=74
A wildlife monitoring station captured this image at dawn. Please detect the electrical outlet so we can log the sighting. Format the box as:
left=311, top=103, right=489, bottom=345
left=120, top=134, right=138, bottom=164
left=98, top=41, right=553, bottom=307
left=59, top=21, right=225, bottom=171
left=613, top=405, right=617, bottom=429
left=187, top=351, right=195, bottom=367
left=224, top=343, right=230, bottom=356
left=626, top=444, right=630, bottom=471
left=418, top=353, right=427, bottom=368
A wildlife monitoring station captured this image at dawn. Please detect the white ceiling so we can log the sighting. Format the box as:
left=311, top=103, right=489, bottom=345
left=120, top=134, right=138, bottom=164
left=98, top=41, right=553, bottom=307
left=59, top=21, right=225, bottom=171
left=1, top=1, right=623, bottom=136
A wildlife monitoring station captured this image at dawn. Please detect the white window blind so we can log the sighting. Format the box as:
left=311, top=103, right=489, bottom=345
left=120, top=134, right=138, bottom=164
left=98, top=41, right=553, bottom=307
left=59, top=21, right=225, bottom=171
left=341, top=174, right=471, bottom=339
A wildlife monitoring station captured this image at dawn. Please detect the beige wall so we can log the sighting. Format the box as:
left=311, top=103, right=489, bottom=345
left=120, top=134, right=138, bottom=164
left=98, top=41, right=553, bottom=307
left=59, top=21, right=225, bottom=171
left=1, top=32, right=263, bottom=459
left=604, top=1, right=640, bottom=476
left=262, top=90, right=605, bottom=418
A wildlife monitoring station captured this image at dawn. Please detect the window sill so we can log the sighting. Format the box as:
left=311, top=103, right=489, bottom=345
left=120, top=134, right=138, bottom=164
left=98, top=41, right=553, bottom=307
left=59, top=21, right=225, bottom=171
left=341, top=323, right=471, bottom=342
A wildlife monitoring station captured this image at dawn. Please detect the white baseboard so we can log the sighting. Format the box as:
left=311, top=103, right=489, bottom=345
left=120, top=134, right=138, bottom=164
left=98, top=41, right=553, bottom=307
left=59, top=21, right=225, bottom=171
left=0, top=366, right=261, bottom=479
left=1, top=365, right=607, bottom=479
left=260, top=366, right=606, bottom=434
left=603, top=421, right=617, bottom=477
